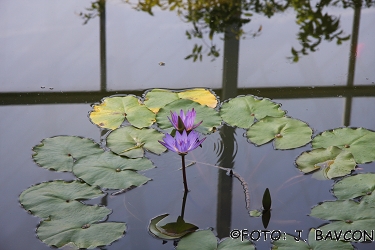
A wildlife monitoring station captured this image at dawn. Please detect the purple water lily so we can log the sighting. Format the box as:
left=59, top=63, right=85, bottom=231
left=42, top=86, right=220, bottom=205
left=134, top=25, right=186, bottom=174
left=159, top=129, right=205, bottom=192
left=160, top=109, right=206, bottom=192
left=168, top=108, right=203, bottom=133
left=159, top=130, right=206, bottom=156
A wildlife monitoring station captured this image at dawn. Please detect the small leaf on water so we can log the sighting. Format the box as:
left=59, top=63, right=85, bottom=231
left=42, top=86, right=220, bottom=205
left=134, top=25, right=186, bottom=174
left=249, top=210, right=262, bottom=217
left=148, top=214, right=184, bottom=240
left=158, top=216, right=198, bottom=237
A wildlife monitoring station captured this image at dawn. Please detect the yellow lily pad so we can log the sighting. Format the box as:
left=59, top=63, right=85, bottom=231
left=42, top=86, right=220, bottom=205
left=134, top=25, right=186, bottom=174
left=89, top=95, right=155, bottom=130
left=144, top=88, right=218, bottom=113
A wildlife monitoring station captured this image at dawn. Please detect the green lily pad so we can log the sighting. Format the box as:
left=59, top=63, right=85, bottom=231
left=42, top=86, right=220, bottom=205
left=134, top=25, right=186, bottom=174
left=156, top=99, right=222, bottom=134
left=89, top=95, right=155, bottom=129
left=19, top=180, right=104, bottom=219
left=157, top=216, right=198, bottom=237
left=144, top=88, right=218, bottom=113
left=106, top=126, right=166, bottom=158
left=333, top=173, right=375, bottom=200
left=312, top=127, right=375, bottom=164
left=296, top=146, right=356, bottom=179
left=249, top=210, right=262, bottom=217
left=310, top=199, right=375, bottom=241
left=218, top=237, right=255, bottom=250
left=220, top=95, right=285, bottom=129
left=176, top=230, right=254, bottom=250
left=246, top=116, right=312, bottom=149
left=37, top=205, right=125, bottom=249
left=149, top=214, right=183, bottom=240
left=271, top=228, right=354, bottom=249
left=32, top=136, right=103, bottom=172
left=176, top=230, right=218, bottom=250
left=73, top=152, right=154, bottom=190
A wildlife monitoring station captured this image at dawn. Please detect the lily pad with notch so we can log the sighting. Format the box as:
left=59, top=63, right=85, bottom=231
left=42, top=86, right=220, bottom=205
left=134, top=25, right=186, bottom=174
left=220, top=95, right=285, bottom=129
left=144, top=88, right=218, bottom=113
left=19, top=180, right=104, bottom=219
left=310, top=199, right=375, bottom=241
left=246, top=116, right=312, bottom=149
left=106, top=126, right=166, bottom=158
left=73, top=151, right=154, bottom=190
left=32, top=136, right=103, bottom=172
left=156, top=99, right=221, bottom=134
left=333, top=173, right=375, bottom=201
left=37, top=205, right=125, bottom=249
left=312, top=127, right=375, bottom=164
left=89, top=95, right=155, bottom=130
left=295, top=146, right=356, bottom=179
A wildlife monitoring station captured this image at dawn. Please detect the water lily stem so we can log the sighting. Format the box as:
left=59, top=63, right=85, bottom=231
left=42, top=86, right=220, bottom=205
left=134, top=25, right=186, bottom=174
left=181, top=154, right=189, bottom=192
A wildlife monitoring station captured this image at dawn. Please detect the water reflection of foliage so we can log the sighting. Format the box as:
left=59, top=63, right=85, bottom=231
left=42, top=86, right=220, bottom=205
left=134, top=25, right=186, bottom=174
left=127, top=0, right=374, bottom=62
left=81, top=0, right=373, bottom=61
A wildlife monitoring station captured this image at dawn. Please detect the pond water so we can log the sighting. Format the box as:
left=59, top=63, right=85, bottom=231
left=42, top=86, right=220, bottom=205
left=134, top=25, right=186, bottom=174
left=1, top=0, right=375, bottom=249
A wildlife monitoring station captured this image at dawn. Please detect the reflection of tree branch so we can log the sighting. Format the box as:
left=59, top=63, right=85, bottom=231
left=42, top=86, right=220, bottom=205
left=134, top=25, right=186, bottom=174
left=289, top=0, right=352, bottom=62
left=78, top=0, right=103, bottom=25
left=80, top=0, right=374, bottom=62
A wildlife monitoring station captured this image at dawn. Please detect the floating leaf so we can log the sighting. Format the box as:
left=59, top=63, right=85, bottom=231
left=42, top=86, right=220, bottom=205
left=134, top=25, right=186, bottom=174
left=158, top=216, right=198, bottom=237
left=217, top=237, right=255, bottom=250
left=249, top=210, right=262, bottom=217
left=73, top=152, right=154, bottom=190
left=220, top=95, right=285, bottom=129
left=177, top=230, right=254, bottom=250
left=19, top=180, right=104, bottom=219
left=149, top=214, right=183, bottom=240
left=312, top=127, right=375, bottom=164
left=177, top=89, right=218, bottom=108
left=176, top=230, right=217, bottom=250
left=333, top=173, right=375, bottom=200
left=144, top=89, right=180, bottom=113
left=310, top=199, right=375, bottom=241
left=37, top=205, right=125, bottom=249
left=246, top=117, right=312, bottom=149
left=296, top=146, right=356, bottom=179
left=89, top=95, right=155, bottom=129
left=32, top=136, right=103, bottom=172
left=144, top=88, right=218, bottom=113
left=156, top=99, right=221, bottom=134
left=271, top=228, right=353, bottom=249
left=106, top=126, right=166, bottom=158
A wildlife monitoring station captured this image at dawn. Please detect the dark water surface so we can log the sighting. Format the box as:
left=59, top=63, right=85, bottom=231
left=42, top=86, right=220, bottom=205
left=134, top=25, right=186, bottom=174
left=1, top=0, right=375, bottom=249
